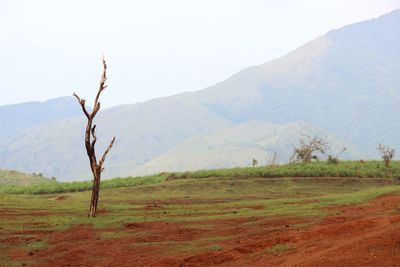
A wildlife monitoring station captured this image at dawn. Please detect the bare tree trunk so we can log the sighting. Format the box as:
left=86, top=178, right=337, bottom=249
left=73, top=56, right=116, bottom=218
left=88, top=170, right=100, bottom=217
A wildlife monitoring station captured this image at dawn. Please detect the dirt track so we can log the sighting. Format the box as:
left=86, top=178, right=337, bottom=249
left=3, top=195, right=400, bottom=266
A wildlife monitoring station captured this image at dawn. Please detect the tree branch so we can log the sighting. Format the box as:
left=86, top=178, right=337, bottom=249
left=99, top=136, right=116, bottom=171
left=91, top=102, right=101, bottom=118
left=93, top=56, right=107, bottom=113
left=91, top=125, right=97, bottom=149
left=73, top=93, right=90, bottom=119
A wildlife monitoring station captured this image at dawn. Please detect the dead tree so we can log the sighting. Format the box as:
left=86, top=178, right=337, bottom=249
left=73, top=57, right=115, bottom=217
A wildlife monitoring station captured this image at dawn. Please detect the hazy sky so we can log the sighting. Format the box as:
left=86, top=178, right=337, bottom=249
left=1, top=0, right=399, bottom=107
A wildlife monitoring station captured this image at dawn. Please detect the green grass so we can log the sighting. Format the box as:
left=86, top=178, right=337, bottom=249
left=169, top=160, right=400, bottom=180
left=1, top=176, right=399, bottom=232
left=208, top=244, right=223, bottom=251
left=2, top=160, right=399, bottom=195
left=0, top=174, right=167, bottom=194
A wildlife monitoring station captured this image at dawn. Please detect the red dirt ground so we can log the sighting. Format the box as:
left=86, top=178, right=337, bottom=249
left=3, top=195, right=400, bottom=267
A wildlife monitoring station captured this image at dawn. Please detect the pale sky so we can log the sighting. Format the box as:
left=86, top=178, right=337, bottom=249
left=1, top=0, right=399, bottom=107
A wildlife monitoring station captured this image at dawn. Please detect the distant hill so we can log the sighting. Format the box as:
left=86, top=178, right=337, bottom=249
left=0, top=169, right=50, bottom=186
left=0, top=10, right=399, bottom=180
left=132, top=121, right=359, bottom=176
left=0, top=96, right=83, bottom=146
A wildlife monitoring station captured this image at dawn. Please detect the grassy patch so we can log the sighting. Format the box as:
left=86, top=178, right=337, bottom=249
left=209, top=244, right=223, bottom=251
left=0, top=169, right=50, bottom=186
left=98, top=230, right=134, bottom=240
left=22, top=240, right=47, bottom=252
left=135, top=236, right=229, bottom=255
left=1, top=177, right=399, bottom=231
left=169, top=160, right=400, bottom=180
left=0, top=255, right=23, bottom=267
left=265, top=244, right=291, bottom=254
left=0, top=174, right=167, bottom=194
left=2, top=160, right=400, bottom=195
left=184, top=224, right=215, bottom=230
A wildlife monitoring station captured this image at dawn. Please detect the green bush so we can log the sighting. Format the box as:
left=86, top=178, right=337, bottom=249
left=327, top=155, right=340, bottom=165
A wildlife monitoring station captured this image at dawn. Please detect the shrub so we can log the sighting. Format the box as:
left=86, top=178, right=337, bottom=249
left=252, top=158, right=258, bottom=167
left=377, top=144, right=395, bottom=167
left=266, top=152, right=279, bottom=167
left=291, top=135, right=330, bottom=163
left=327, top=155, right=339, bottom=165
left=327, top=147, right=346, bottom=165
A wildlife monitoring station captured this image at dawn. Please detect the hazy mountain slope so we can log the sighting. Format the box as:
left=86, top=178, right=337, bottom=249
left=0, top=97, right=82, bottom=146
left=0, top=10, right=398, bottom=180
left=192, top=10, right=400, bottom=151
left=132, top=121, right=357, bottom=175
left=0, top=97, right=232, bottom=180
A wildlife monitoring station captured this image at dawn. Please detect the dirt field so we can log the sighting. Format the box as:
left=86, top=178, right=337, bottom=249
left=1, top=177, right=400, bottom=266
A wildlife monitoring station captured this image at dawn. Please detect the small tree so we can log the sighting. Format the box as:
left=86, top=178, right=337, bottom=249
left=73, top=56, right=116, bottom=218
left=291, top=135, right=330, bottom=163
left=377, top=144, right=395, bottom=167
left=266, top=152, right=279, bottom=167
left=327, top=147, right=347, bottom=165
left=252, top=158, right=258, bottom=167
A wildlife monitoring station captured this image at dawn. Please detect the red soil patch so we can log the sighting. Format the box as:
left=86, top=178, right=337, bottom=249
left=2, top=195, right=400, bottom=266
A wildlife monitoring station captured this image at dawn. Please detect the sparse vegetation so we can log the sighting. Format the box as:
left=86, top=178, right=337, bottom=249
left=377, top=144, right=395, bottom=167
left=252, top=158, right=258, bottom=167
left=291, top=135, right=330, bottom=163
left=209, top=245, right=223, bottom=251
left=1, top=168, right=400, bottom=266
left=327, top=155, right=339, bottom=165
left=169, top=160, right=400, bottom=181
left=265, top=244, right=291, bottom=254
left=1, top=176, right=399, bottom=230
left=327, top=147, right=347, bottom=165
left=266, top=152, right=279, bottom=167
left=0, top=170, right=50, bottom=186
left=3, top=161, right=400, bottom=195
left=0, top=174, right=167, bottom=194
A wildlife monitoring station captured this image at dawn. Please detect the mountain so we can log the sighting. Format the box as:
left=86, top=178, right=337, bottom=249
left=0, top=96, right=83, bottom=146
left=192, top=9, right=400, bottom=151
left=0, top=10, right=399, bottom=180
left=0, top=98, right=232, bottom=180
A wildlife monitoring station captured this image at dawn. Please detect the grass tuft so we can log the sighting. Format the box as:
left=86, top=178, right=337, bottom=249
left=265, top=244, right=291, bottom=254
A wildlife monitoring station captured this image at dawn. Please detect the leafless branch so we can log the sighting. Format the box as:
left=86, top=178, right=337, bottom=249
left=73, top=93, right=90, bottom=119
left=99, top=137, right=116, bottom=170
